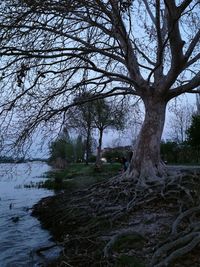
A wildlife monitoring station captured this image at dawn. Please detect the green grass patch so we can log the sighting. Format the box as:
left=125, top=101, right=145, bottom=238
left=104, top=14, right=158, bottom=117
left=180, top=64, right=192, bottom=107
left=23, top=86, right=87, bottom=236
left=41, top=163, right=121, bottom=190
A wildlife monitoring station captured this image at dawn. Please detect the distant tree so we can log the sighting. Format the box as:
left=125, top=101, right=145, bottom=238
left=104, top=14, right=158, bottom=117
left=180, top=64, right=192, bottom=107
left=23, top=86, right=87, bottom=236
left=186, top=115, right=200, bottom=163
left=197, top=93, right=200, bottom=115
left=49, top=130, right=86, bottom=167
left=94, top=98, right=126, bottom=167
left=160, top=140, right=198, bottom=164
left=49, top=129, right=74, bottom=168
left=74, top=135, right=85, bottom=163
left=0, top=156, right=15, bottom=163
left=160, top=141, right=179, bottom=163
left=66, top=92, right=95, bottom=165
left=187, top=115, right=200, bottom=147
left=168, top=100, right=194, bottom=143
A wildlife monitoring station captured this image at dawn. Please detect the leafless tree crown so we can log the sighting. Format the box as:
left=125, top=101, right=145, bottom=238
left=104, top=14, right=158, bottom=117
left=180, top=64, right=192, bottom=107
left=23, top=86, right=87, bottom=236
left=0, top=0, right=200, bottom=148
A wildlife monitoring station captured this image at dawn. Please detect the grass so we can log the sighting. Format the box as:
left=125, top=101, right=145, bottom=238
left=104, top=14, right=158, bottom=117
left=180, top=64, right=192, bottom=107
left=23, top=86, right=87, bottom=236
left=36, top=163, right=121, bottom=190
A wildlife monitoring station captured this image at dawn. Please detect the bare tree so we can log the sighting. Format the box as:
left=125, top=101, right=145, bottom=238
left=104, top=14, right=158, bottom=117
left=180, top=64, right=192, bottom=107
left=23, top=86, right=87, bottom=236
left=66, top=92, right=95, bottom=165
left=168, top=98, right=194, bottom=143
left=93, top=98, right=126, bottom=167
left=0, top=0, right=200, bottom=185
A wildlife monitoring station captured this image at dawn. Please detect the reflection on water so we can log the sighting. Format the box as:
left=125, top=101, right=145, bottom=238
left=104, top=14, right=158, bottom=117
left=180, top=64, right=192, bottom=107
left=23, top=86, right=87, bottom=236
left=0, top=162, right=59, bottom=267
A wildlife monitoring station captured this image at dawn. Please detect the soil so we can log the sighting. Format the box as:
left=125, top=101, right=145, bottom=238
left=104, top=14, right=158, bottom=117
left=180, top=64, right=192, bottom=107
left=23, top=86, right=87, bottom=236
left=32, top=168, right=200, bottom=267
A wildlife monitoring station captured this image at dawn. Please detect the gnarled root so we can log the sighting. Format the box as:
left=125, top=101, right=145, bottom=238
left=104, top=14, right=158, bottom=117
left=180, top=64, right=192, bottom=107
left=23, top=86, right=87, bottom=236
left=150, top=205, right=200, bottom=267
left=103, top=228, right=145, bottom=258
left=150, top=232, right=200, bottom=267
left=33, top=167, right=200, bottom=267
left=121, top=160, right=168, bottom=190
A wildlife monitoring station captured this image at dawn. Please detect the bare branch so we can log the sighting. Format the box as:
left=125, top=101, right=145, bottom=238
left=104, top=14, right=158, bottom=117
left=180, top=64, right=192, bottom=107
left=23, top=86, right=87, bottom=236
left=142, top=0, right=156, bottom=24
left=185, top=29, right=200, bottom=61
left=168, top=71, right=200, bottom=99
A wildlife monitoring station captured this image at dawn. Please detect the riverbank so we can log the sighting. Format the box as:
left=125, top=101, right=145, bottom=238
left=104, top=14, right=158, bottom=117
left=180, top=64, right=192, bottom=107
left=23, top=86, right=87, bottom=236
left=32, top=166, right=200, bottom=267
left=29, top=163, right=121, bottom=190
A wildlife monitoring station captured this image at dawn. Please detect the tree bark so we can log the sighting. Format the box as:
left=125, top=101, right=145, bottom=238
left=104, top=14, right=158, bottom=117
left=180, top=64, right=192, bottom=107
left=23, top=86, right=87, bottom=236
left=85, top=126, right=91, bottom=165
left=95, top=128, right=103, bottom=167
left=127, top=97, right=167, bottom=185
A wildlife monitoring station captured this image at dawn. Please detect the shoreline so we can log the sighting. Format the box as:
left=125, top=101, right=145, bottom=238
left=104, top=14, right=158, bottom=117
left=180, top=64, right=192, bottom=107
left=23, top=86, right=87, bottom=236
left=32, top=193, right=65, bottom=266
left=32, top=167, right=200, bottom=267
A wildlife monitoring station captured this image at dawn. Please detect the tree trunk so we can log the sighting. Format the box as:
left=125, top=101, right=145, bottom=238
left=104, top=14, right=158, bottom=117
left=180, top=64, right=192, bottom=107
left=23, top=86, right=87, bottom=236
left=85, top=127, right=91, bottom=165
left=127, top=97, right=167, bottom=185
left=95, top=128, right=103, bottom=167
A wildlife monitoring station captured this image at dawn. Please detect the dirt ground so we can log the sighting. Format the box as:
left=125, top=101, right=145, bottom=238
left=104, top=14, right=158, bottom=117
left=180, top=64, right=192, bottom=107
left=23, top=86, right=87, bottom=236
left=32, top=168, right=200, bottom=267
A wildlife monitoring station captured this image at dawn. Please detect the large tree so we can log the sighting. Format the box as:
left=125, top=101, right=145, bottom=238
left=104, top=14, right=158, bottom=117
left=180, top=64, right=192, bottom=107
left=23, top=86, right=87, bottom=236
left=0, top=0, right=200, bottom=185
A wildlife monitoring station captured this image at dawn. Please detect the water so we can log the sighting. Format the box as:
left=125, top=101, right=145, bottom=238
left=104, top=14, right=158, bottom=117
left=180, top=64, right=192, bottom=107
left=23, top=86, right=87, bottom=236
left=0, top=162, right=60, bottom=267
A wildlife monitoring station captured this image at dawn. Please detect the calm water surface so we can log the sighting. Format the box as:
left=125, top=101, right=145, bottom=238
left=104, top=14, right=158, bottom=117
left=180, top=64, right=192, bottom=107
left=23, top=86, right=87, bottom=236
left=0, top=162, right=59, bottom=267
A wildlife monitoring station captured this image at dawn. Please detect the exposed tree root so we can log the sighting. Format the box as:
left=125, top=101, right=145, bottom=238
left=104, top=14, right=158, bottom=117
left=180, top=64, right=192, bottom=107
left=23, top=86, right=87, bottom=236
left=151, top=234, right=200, bottom=267
left=171, top=206, right=200, bottom=236
left=36, top=244, right=58, bottom=256
left=150, top=232, right=200, bottom=266
left=32, top=168, right=200, bottom=266
left=103, top=228, right=146, bottom=258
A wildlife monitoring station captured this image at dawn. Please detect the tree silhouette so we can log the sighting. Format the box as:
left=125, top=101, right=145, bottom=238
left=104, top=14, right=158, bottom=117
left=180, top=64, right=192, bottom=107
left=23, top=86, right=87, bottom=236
left=0, top=0, right=200, bottom=184
left=187, top=115, right=200, bottom=148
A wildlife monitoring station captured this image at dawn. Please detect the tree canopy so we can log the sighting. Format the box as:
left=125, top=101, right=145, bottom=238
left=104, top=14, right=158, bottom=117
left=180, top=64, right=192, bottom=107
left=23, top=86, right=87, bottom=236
left=0, top=0, right=200, bottom=180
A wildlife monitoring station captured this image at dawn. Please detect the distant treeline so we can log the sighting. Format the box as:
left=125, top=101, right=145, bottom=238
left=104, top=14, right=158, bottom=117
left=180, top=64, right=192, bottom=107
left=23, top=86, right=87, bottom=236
left=161, top=141, right=200, bottom=164
left=0, top=156, right=48, bottom=163
left=0, top=156, right=24, bottom=163
left=161, top=114, right=200, bottom=164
